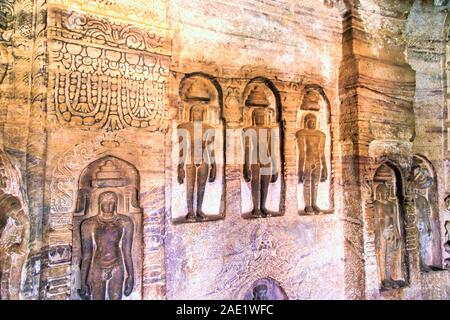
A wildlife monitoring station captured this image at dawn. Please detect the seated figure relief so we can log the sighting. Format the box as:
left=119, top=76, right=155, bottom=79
left=79, top=191, right=134, bottom=300
left=373, top=165, right=407, bottom=290
left=243, top=278, right=288, bottom=300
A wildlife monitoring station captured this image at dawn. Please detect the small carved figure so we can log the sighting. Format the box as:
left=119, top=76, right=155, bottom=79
left=243, top=108, right=278, bottom=217
left=296, top=114, right=327, bottom=214
left=79, top=191, right=134, bottom=300
left=0, top=194, right=27, bottom=300
left=252, top=284, right=268, bottom=300
left=177, top=106, right=216, bottom=221
left=374, top=183, right=406, bottom=289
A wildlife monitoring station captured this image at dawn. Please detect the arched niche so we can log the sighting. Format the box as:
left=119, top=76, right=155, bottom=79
left=240, top=77, right=284, bottom=218
left=172, top=73, right=225, bottom=223
left=71, top=155, right=142, bottom=300
left=372, top=162, right=409, bottom=290
left=242, top=277, right=288, bottom=300
left=296, top=85, right=333, bottom=215
left=411, top=155, right=443, bottom=271
left=0, top=150, right=29, bottom=300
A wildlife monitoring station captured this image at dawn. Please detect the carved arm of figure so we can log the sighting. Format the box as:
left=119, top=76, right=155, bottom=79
left=122, top=218, right=134, bottom=296
left=297, top=135, right=306, bottom=184
left=206, top=131, right=216, bottom=183
left=177, top=133, right=186, bottom=184
left=319, top=132, right=328, bottom=182
left=243, top=132, right=251, bottom=182
left=79, top=220, right=93, bottom=299
left=423, top=205, right=432, bottom=236
left=393, top=202, right=403, bottom=247
left=268, top=130, right=278, bottom=183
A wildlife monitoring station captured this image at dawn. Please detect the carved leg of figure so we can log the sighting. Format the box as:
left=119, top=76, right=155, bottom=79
left=260, top=164, right=271, bottom=217
left=185, top=165, right=196, bottom=220
left=89, top=266, right=107, bottom=300
left=107, top=264, right=125, bottom=300
left=250, top=164, right=262, bottom=216
left=195, top=163, right=209, bottom=220
left=383, top=239, right=396, bottom=289
left=310, top=166, right=321, bottom=214
left=303, top=166, right=314, bottom=214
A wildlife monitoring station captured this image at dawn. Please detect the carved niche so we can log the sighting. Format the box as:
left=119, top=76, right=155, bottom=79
left=242, top=278, right=288, bottom=300
left=296, top=86, right=333, bottom=215
left=47, top=7, right=170, bottom=131
left=71, top=156, right=142, bottom=300
left=411, top=155, right=442, bottom=271
left=172, top=73, right=225, bottom=223
left=372, top=164, right=408, bottom=290
left=241, top=78, right=284, bottom=218
left=0, top=150, right=29, bottom=300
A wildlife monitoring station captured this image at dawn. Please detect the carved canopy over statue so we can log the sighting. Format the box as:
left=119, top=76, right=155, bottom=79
left=372, top=163, right=408, bottom=290
left=241, top=78, right=284, bottom=218
left=72, top=156, right=142, bottom=300
left=172, top=73, right=225, bottom=223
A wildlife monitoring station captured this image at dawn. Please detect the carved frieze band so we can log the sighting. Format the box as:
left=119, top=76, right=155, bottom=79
left=47, top=7, right=171, bottom=132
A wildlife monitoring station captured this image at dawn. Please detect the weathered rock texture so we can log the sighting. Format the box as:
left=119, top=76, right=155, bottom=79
left=0, top=0, right=449, bottom=300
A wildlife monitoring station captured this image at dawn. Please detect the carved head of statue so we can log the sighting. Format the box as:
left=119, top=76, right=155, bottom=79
left=252, top=108, right=266, bottom=126
left=412, top=163, right=433, bottom=191
left=252, top=284, right=268, bottom=300
left=304, top=114, right=317, bottom=130
left=190, top=105, right=204, bottom=122
left=0, top=195, right=21, bottom=234
left=375, top=184, right=389, bottom=202
left=98, top=191, right=118, bottom=217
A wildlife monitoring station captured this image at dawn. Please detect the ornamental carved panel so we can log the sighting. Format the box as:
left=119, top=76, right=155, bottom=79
left=47, top=7, right=171, bottom=132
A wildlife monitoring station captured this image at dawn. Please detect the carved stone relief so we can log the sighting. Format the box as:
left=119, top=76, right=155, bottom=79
left=411, top=155, right=442, bottom=271
left=444, top=221, right=450, bottom=269
left=296, top=87, right=333, bottom=215
left=373, top=164, right=408, bottom=290
left=241, top=80, right=284, bottom=218
left=171, top=74, right=225, bottom=223
left=242, top=278, right=288, bottom=300
left=47, top=7, right=170, bottom=132
left=71, top=156, right=142, bottom=300
left=0, top=150, right=29, bottom=300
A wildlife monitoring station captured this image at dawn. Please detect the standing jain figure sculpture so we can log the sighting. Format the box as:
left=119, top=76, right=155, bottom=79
left=243, top=108, right=278, bottom=217
left=412, top=163, right=435, bottom=271
left=177, top=106, right=216, bottom=221
left=374, top=183, right=406, bottom=289
left=296, top=114, right=327, bottom=214
left=79, top=191, right=134, bottom=300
